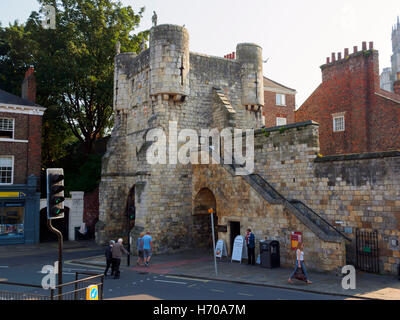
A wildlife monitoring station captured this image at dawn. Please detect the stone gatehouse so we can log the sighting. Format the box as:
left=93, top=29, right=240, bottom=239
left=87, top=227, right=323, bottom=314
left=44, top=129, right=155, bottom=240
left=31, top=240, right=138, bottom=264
left=96, top=23, right=400, bottom=274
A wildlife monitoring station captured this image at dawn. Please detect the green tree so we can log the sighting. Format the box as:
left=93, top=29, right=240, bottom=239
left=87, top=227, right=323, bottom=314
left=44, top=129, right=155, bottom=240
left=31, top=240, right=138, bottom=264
left=1, top=0, right=148, bottom=155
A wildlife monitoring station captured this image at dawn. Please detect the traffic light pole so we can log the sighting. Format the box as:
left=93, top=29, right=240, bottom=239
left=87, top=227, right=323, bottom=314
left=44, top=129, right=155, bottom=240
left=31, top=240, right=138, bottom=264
left=127, top=215, right=131, bottom=267
left=47, top=218, right=63, bottom=300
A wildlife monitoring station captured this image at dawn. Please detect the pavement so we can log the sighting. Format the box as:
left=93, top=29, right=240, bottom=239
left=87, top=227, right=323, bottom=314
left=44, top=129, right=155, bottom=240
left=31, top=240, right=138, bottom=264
left=0, top=240, right=98, bottom=258
left=69, top=248, right=400, bottom=300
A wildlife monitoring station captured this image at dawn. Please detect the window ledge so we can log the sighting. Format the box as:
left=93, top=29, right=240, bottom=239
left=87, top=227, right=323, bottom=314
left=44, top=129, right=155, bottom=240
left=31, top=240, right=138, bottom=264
left=0, top=138, right=28, bottom=143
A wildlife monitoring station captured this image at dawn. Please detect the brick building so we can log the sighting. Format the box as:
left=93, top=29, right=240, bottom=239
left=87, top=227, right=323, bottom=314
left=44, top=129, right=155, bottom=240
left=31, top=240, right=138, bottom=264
left=262, top=77, right=296, bottom=127
left=0, top=66, right=45, bottom=244
left=295, top=42, right=400, bottom=156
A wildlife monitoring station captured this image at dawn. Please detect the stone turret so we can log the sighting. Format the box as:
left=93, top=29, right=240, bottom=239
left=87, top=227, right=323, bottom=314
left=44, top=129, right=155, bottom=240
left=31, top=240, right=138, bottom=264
left=150, top=24, right=189, bottom=102
left=236, top=43, right=264, bottom=112
left=391, top=17, right=400, bottom=89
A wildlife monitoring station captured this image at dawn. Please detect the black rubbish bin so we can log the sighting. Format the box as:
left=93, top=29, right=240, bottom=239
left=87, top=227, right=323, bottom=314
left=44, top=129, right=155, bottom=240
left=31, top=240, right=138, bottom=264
left=259, top=240, right=280, bottom=268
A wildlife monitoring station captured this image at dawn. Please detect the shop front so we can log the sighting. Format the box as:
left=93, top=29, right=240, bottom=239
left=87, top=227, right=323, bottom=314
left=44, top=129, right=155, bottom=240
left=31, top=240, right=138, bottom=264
left=0, top=176, right=40, bottom=245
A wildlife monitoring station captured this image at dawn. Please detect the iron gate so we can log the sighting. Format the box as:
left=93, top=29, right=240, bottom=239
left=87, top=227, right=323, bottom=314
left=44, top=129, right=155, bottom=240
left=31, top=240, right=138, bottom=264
left=355, top=229, right=379, bottom=273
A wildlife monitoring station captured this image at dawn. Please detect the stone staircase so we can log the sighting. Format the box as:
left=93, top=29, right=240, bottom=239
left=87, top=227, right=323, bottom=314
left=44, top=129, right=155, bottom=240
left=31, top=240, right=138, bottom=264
left=213, top=150, right=350, bottom=243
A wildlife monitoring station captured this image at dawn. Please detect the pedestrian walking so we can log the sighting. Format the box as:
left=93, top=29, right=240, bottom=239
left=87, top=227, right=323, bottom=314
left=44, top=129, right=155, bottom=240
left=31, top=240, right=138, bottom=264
left=112, top=238, right=129, bottom=279
left=245, top=228, right=255, bottom=265
left=141, top=232, right=153, bottom=267
left=137, top=233, right=145, bottom=266
left=288, top=242, right=312, bottom=284
left=104, top=240, right=115, bottom=276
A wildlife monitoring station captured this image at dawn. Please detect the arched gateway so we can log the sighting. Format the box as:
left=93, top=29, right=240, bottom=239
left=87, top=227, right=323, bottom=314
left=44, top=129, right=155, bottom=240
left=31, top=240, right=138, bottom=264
left=192, top=188, right=218, bottom=249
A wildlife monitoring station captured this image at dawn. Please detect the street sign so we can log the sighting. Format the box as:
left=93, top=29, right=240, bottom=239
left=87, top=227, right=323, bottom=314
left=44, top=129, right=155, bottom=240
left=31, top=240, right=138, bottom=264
left=291, top=231, right=302, bottom=250
left=231, top=235, right=245, bottom=263
left=0, top=192, right=26, bottom=198
left=215, top=239, right=227, bottom=259
left=86, top=285, right=99, bottom=300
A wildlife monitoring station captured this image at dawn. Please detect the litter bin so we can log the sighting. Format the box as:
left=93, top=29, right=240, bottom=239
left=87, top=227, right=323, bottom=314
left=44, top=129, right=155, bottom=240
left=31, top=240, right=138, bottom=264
left=259, top=240, right=280, bottom=268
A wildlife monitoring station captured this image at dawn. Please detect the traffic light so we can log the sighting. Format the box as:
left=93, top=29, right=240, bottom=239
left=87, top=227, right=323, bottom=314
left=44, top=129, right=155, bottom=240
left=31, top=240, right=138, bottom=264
left=127, top=206, right=135, bottom=221
left=47, top=168, right=65, bottom=220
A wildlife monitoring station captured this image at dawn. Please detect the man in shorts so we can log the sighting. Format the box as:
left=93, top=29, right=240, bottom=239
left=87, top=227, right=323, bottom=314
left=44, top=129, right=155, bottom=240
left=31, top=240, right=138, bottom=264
left=141, top=232, right=153, bottom=267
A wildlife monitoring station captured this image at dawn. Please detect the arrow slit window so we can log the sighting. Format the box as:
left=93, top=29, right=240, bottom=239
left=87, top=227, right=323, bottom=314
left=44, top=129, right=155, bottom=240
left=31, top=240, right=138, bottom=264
left=0, top=157, right=13, bottom=184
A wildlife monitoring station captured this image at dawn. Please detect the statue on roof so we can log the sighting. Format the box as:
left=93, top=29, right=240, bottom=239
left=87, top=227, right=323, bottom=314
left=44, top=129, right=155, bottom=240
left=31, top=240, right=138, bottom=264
left=152, top=11, right=157, bottom=27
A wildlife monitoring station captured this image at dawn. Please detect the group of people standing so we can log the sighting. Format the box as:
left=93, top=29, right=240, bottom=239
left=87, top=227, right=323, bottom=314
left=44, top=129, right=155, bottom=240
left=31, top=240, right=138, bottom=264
left=104, top=232, right=153, bottom=279
left=104, top=238, right=129, bottom=279
left=136, top=232, right=153, bottom=267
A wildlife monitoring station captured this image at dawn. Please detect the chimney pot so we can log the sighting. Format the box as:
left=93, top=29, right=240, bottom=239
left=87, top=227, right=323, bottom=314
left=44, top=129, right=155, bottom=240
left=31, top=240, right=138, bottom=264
left=331, top=52, right=336, bottom=62
left=369, top=41, right=373, bottom=50
left=353, top=46, right=358, bottom=53
left=362, top=41, right=367, bottom=50
left=344, top=48, right=349, bottom=57
left=21, top=66, right=36, bottom=104
left=338, top=52, right=342, bottom=60
left=326, top=57, right=330, bottom=64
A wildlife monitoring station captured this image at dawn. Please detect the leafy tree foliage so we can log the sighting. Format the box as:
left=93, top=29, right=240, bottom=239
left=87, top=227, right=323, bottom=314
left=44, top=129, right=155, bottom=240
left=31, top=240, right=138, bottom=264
left=1, top=0, right=148, bottom=157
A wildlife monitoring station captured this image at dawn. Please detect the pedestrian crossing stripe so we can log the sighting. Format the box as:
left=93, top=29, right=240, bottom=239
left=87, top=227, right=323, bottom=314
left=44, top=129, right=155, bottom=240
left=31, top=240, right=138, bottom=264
left=86, top=285, right=99, bottom=300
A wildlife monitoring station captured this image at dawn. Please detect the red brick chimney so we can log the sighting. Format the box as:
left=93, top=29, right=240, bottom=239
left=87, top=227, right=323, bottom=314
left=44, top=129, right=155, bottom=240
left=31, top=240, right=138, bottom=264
left=394, top=72, right=400, bottom=95
left=21, top=66, right=36, bottom=103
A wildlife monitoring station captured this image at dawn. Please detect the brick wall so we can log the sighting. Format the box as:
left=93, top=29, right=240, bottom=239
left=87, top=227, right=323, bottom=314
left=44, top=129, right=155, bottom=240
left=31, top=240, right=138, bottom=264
left=263, top=91, right=295, bottom=127
left=0, top=112, right=42, bottom=185
left=295, top=42, right=400, bottom=156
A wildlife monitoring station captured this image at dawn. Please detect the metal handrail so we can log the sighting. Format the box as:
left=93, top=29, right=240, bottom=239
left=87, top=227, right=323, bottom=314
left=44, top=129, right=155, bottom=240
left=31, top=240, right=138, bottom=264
left=290, top=199, right=352, bottom=241
left=0, top=272, right=104, bottom=300
left=55, top=274, right=102, bottom=289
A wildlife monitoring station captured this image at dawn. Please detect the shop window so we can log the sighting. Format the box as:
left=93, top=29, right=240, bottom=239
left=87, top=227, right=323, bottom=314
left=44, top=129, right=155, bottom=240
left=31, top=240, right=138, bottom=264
left=0, top=157, right=13, bottom=184
left=0, top=202, right=24, bottom=239
left=0, top=118, right=14, bottom=139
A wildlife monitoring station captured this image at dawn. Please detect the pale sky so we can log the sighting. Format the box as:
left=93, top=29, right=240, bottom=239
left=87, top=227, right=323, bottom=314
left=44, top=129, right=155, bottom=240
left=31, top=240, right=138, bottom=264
left=1, top=0, right=399, bottom=106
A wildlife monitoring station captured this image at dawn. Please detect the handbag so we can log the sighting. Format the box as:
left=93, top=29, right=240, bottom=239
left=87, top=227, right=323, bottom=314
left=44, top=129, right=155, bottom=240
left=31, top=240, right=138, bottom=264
left=294, top=266, right=307, bottom=281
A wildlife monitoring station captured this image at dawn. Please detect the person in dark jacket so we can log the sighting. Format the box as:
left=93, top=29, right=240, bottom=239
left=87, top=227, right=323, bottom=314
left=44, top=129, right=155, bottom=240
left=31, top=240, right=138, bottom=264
left=112, top=238, right=129, bottom=279
left=245, top=229, right=256, bottom=265
left=104, top=240, right=115, bottom=276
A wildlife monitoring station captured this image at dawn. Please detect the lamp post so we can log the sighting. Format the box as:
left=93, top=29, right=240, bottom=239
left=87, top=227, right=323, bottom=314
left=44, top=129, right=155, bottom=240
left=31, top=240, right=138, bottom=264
left=208, top=208, right=218, bottom=276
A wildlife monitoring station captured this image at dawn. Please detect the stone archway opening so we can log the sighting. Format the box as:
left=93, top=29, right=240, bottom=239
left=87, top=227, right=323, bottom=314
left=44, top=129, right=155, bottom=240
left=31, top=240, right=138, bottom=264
left=126, top=186, right=136, bottom=232
left=192, top=188, right=218, bottom=249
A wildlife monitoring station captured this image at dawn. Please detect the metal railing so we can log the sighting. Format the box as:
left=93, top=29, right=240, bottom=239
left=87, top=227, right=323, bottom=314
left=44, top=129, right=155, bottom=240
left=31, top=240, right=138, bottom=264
left=0, top=272, right=104, bottom=300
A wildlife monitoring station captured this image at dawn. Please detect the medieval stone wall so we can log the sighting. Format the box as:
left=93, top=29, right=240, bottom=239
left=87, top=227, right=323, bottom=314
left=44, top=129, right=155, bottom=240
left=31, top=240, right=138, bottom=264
left=192, top=149, right=346, bottom=272
left=252, top=122, right=400, bottom=274
left=97, top=24, right=264, bottom=252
